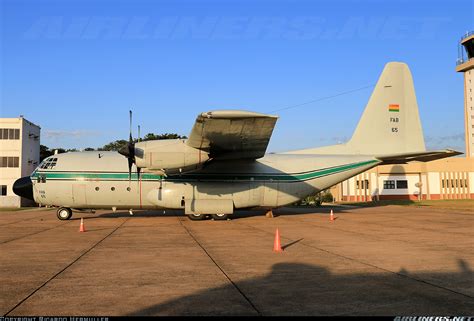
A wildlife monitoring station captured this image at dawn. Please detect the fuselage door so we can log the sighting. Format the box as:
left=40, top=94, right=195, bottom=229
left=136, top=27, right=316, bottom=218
left=72, top=184, right=87, bottom=206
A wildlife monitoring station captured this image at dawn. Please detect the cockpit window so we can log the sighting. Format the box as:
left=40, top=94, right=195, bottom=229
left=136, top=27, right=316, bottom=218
left=39, top=157, right=58, bottom=169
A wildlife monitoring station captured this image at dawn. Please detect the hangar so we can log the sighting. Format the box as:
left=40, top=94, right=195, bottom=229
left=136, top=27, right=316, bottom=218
left=331, top=157, right=473, bottom=202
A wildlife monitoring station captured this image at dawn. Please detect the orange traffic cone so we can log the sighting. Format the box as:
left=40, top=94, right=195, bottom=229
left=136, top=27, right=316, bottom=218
left=273, top=228, right=283, bottom=252
left=330, top=210, right=334, bottom=222
left=79, top=217, right=86, bottom=232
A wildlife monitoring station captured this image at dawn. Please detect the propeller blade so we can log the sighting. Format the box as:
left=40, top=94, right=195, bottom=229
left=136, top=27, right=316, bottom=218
left=128, top=157, right=133, bottom=182
left=129, top=110, right=133, bottom=142
left=121, top=110, right=141, bottom=182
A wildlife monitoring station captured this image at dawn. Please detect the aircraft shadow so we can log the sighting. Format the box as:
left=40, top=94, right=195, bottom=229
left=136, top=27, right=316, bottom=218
left=94, top=205, right=351, bottom=220
left=127, top=259, right=474, bottom=316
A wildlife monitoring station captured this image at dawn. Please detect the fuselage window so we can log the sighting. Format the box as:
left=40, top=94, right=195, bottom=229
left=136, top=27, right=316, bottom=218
left=111, top=187, right=115, bottom=191
left=95, top=187, right=100, bottom=191
left=39, top=157, right=58, bottom=170
left=126, top=187, right=131, bottom=191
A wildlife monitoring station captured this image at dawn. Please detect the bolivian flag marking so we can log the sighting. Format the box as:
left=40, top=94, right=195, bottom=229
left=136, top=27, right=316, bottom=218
left=389, top=104, right=399, bottom=112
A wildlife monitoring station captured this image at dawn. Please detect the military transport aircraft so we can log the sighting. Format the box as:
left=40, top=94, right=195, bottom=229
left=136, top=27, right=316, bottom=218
left=13, top=62, right=461, bottom=221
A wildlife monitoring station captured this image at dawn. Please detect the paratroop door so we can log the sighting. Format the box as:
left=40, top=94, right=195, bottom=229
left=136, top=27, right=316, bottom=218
left=72, top=184, right=87, bottom=206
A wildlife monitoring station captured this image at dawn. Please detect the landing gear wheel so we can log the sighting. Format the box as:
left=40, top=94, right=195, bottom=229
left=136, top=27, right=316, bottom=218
left=57, top=207, right=72, bottom=220
left=187, top=213, right=205, bottom=221
left=211, top=213, right=229, bottom=221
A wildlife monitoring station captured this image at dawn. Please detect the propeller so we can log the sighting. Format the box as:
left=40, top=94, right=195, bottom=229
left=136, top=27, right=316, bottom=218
left=118, top=110, right=141, bottom=181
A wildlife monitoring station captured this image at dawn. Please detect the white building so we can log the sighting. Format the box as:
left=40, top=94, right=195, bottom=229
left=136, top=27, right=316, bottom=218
left=331, top=158, right=473, bottom=202
left=0, top=117, right=40, bottom=207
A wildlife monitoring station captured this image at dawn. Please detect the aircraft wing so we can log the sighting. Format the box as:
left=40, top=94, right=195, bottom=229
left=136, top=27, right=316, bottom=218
left=186, top=110, right=278, bottom=159
left=376, top=149, right=463, bottom=164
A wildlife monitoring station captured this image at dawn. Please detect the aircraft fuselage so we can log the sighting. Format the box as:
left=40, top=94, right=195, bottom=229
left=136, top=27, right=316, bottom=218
left=27, top=151, right=379, bottom=212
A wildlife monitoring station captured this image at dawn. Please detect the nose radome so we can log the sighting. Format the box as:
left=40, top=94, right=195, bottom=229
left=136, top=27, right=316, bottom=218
left=13, top=176, right=34, bottom=201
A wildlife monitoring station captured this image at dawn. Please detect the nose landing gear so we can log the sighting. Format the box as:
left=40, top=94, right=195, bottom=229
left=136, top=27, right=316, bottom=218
left=57, top=207, right=72, bottom=220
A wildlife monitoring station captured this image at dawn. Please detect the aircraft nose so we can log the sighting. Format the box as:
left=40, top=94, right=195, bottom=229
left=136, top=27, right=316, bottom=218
left=13, top=176, right=34, bottom=201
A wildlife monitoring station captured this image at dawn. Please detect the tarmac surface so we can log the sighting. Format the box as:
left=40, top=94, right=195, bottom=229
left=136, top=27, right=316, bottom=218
left=0, top=205, right=473, bottom=316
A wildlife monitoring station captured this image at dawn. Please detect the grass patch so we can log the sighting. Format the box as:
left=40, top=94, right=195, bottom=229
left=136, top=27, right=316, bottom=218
left=337, top=199, right=474, bottom=212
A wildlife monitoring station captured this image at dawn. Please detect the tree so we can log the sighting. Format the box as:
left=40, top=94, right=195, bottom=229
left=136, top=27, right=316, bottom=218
left=142, top=133, right=187, bottom=141
left=40, top=145, right=80, bottom=160
left=40, top=145, right=54, bottom=161
left=294, top=190, right=334, bottom=207
left=39, top=132, right=186, bottom=156
left=100, top=139, right=129, bottom=152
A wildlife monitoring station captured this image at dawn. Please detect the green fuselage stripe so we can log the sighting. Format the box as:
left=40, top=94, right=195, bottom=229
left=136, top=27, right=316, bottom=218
left=31, top=160, right=378, bottom=182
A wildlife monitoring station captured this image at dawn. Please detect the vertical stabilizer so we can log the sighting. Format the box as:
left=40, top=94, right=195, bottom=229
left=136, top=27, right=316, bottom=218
left=286, top=62, right=427, bottom=155
left=346, top=62, right=426, bottom=154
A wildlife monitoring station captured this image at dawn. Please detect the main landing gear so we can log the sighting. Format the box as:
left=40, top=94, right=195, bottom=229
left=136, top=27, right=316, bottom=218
left=57, top=207, right=72, bottom=220
left=211, top=213, right=229, bottom=221
left=186, top=213, right=230, bottom=221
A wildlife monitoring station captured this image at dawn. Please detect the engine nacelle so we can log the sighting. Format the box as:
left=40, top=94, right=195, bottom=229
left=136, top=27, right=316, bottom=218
left=134, top=139, right=209, bottom=174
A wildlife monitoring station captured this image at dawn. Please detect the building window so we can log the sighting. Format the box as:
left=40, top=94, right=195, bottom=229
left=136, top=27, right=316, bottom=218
left=0, top=128, right=20, bottom=140
left=396, top=180, right=408, bottom=189
left=357, top=179, right=369, bottom=189
left=383, top=180, right=395, bottom=189
left=0, top=157, right=19, bottom=168
left=0, top=185, right=6, bottom=196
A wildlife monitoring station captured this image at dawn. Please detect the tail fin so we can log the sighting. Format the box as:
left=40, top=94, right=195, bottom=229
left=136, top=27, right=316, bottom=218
left=346, top=62, right=425, bottom=155
left=285, top=62, right=462, bottom=162
left=287, top=62, right=427, bottom=156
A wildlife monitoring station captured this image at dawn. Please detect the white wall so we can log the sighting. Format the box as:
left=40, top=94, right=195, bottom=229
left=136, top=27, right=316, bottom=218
left=21, top=118, right=41, bottom=177
left=428, top=172, right=440, bottom=195
left=0, top=117, right=40, bottom=207
left=378, top=175, right=420, bottom=196
left=470, top=172, right=474, bottom=194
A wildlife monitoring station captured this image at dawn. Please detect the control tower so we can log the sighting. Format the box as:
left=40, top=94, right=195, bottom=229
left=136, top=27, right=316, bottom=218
left=456, top=31, right=474, bottom=158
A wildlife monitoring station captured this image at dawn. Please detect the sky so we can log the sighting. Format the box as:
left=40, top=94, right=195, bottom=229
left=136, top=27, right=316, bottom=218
left=1, top=0, right=473, bottom=153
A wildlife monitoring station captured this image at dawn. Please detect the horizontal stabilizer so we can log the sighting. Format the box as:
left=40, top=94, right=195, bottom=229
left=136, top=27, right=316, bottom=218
left=376, top=150, right=463, bottom=164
